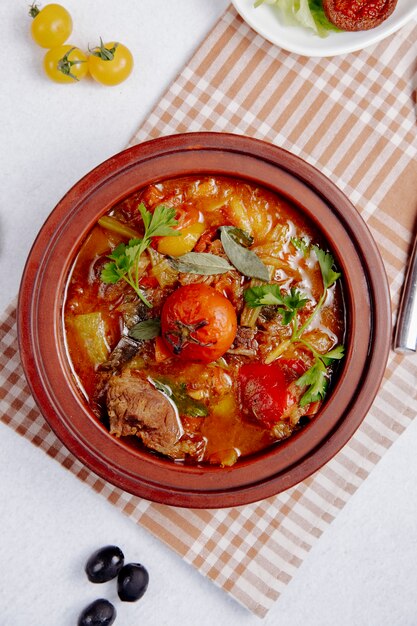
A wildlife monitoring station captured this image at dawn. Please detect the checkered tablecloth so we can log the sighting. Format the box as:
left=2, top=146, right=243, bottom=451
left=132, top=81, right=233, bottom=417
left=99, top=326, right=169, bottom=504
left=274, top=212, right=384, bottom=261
left=1, top=6, right=416, bottom=617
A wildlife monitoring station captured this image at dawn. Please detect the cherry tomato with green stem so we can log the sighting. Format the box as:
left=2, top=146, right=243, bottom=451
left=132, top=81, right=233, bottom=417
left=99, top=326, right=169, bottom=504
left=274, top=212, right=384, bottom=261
left=161, top=283, right=237, bottom=363
left=88, top=39, right=134, bottom=86
left=43, top=45, right=88, bottom=83
left=29, top=3, right=72, bottom=48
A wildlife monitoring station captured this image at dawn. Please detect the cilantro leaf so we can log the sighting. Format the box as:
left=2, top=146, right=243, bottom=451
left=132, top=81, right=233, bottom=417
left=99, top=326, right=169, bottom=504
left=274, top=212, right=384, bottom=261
left=125, top=240, right=143, bottom=265
left=291, top=237, right=310, bottom=256
left=296, top=360, right=328, bottom=407
left=141, top=203, right=179, bottom=239
left=244, top=284, right=309, bottom=327
left=278, top=308, right=295, bottom=325
left=100, top=203, right=180, bottom=307
left=320, top=344, right=345, bottom=366
left=108, top=242, right=128, bottom=261
left=100, top=262, right=123, bottom=284
left=174, top=382, right=209, bottom=417
left=138, top=203, right=151, bottom=231
left=283, top=287, right=309, bottom=311
left=312, top=245, right=341, bottom=289
left=295, top=345, right=345, bottom=407
left=244, top=284, right=284, bottom=307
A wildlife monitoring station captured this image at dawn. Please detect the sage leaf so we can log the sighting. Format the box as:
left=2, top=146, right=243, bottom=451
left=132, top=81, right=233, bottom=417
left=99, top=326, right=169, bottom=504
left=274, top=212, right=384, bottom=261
left=225, top=226, right=254, bottom=248
left=220, top=226, right=269, bottom=281
left=129, top=318, right=161, bottom=340
left=169, top=252, right=233, bottom=275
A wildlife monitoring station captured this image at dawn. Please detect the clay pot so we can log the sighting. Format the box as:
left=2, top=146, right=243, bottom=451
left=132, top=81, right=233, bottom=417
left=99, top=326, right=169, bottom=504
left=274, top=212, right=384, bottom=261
left=18, top=133, right=391, bottom=508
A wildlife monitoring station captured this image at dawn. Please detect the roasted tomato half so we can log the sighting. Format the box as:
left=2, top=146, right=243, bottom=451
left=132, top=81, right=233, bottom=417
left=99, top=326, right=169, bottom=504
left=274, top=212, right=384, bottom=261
left=160, top=284, right=237, bottom=363
left=239, top=362, right=296, bottom=427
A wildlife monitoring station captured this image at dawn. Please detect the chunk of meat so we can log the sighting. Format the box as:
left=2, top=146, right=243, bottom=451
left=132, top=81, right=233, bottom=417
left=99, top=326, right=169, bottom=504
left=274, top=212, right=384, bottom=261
left=93, top=336, right=141, bottom=413
left=227, top=326, right=258, bottom=357
left=106, top=370, right=206, bottom=461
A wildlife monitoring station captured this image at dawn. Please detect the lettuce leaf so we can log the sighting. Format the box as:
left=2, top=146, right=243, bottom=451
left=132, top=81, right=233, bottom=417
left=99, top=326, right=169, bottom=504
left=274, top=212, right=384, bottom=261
left=255, top=0, right=340, bottom=37
left=308, top=0, right=340, bottom=35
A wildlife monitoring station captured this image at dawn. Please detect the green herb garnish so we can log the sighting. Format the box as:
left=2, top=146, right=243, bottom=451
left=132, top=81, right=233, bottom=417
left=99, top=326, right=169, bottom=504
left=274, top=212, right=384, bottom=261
left=169, top=252, right=233, bottom=275
left=220, top=226, right=269, bottom=281
left=291, top=245, right=341, bottom=340
left=225, top=226, right=254, bottom=248
left=128, top=318, right=161, bottom=340
left=313, top=245, right=341, bottom=290
left=243, top=244, right=344, bottom=406
left=296, top=345, right=344, bottom=407
left=244, top=284, right=309, bottom=325
left=101, top=203, right=179, bottom=307
left=151, top=379, right=208, bottom=418
left=291, top=236, right=310, bottom=256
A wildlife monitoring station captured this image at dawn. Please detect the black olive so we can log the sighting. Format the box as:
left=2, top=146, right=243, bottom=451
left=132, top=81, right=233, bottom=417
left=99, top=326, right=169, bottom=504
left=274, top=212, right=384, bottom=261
left=85, top=546, right=125, bottom=583
left=78, top=598, right=116, bottom=626
left=117, top=563, right=149, bottom=602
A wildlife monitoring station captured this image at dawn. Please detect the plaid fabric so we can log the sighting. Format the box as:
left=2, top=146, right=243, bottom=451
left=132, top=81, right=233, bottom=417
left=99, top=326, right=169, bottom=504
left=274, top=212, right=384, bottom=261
left=1, top=6, right=416, bottom=617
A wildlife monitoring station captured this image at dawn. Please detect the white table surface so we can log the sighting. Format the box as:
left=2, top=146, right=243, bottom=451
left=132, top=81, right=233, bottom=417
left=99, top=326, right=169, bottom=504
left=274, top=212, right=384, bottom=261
left=1, top=2, right=416, bottom=624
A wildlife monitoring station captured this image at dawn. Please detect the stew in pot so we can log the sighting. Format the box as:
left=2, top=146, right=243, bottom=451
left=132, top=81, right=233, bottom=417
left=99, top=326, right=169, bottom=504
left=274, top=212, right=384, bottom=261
left=64, top=176, right=345, bottom=466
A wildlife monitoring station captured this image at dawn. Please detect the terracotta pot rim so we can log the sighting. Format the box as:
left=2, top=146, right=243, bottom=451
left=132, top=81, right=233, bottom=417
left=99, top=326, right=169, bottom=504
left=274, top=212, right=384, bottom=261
left=18, top=132, right=391, bottom=508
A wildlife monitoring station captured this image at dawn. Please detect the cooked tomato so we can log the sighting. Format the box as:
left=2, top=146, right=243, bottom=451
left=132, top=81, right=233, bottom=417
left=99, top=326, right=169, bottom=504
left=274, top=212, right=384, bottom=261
left=278, top=358, right=308, bottom=379
left=239, top=362, right=295, bottom=427
left=160, top=284, right=237, bottom=363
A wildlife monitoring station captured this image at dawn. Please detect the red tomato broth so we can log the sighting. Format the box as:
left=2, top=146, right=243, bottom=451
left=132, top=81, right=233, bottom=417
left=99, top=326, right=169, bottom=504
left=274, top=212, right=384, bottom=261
left=64, top=176, right=345, bottom=467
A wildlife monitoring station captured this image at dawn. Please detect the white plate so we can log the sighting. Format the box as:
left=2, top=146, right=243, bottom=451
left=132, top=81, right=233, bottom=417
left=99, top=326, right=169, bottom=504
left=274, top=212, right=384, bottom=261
left=231, top=0, right=417, bottom=57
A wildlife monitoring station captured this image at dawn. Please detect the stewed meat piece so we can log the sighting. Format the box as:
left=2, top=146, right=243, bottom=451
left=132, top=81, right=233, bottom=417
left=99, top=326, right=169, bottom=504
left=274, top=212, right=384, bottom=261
left=106, top=370, right=206, bottom=461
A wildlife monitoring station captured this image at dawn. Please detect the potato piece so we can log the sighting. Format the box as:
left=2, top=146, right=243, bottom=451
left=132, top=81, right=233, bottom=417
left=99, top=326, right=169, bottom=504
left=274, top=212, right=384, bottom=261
left=70, top=313, right=110, bottom=367
left=225, top=196, right=253, bottom=235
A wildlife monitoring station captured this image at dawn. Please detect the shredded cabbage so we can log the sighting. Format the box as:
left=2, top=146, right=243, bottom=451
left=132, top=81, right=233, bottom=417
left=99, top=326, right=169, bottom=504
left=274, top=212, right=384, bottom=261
left=254, top=0, right=340, bottom=37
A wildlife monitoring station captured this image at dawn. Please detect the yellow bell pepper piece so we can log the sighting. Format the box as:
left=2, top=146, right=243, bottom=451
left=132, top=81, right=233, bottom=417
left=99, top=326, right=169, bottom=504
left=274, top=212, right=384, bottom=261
left=157, top=222, right=205, bottom=257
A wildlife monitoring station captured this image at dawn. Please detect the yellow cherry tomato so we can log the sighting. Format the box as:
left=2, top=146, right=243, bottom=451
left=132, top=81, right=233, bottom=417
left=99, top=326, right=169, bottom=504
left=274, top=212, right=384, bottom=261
left=43, top=45, right=88, bottom=83
left=29, top=3, right=72, bottom=49
left=88, top=40, right=133, bottom=86
left=157, top=222, right=206, bottom=257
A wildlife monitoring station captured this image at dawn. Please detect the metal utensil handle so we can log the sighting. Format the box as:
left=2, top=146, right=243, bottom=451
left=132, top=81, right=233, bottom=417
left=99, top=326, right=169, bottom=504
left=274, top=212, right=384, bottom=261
left=394, top=233, right=417, bottom=353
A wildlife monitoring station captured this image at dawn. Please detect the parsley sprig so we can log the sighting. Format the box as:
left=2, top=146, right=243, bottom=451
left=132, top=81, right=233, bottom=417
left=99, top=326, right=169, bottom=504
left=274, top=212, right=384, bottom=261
left=243, top=243, right=344, bottom=407
left=244, top=284, right=309, bottom=327
left=100, top=203, right=179, bottom=307
left=296, top=344, right=344, bottom=407
left=293, top=245, right=340, bottom=340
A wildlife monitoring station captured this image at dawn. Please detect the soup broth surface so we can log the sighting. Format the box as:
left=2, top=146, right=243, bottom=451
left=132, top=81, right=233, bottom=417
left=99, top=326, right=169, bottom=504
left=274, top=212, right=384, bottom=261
left=64, top=176, right=345, bottom=466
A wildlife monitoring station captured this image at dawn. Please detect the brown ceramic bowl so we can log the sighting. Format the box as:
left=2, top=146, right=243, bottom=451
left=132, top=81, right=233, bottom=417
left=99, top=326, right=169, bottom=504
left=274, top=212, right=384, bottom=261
left=18, top=133, right=391, bottom=508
